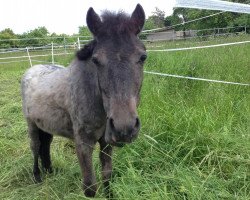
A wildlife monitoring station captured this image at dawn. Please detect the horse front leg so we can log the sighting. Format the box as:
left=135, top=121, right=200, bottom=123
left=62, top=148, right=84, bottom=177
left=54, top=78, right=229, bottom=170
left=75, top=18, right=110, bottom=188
left=27, top=120, right=42, bottom=183
left=74, top=133, right=97, bottom=197
left=99, top=135, right=113, bottom=198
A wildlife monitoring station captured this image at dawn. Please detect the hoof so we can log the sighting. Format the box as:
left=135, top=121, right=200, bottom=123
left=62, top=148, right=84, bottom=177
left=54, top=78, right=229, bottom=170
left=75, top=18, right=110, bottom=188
left=84, top=184, right=97, bottom=197
left=84, top=188, right=96, bottom=197
left=34, top=174, right=42, bottom=183
left=104, top=183, right=113, bottom=199
left=45, top=167, right=53, bottom=174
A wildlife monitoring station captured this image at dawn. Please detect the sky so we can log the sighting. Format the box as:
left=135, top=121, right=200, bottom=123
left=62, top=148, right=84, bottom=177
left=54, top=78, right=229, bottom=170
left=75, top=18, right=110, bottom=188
left=0, top=0, right=176, bottom=35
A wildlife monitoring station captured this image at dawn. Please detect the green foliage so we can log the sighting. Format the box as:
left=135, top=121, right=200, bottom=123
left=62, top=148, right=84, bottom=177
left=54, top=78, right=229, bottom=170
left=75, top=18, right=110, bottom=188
left=0, top=26, right=87, bottom=49
left=18, top=26, right=50, bottom=47
left=144, top=17, right=159, bottom=30
left=78, top=25, right=91, bottom=37
left=166, top=0, right=250, bottom=31
left=164, top=15, right=182, bottom=27
left=0, top=28, right=18, bottom=48
left=151, top=7, right=165, bottom=27
left=233, top=14, right=250, bottom=33
left=144, top=7, right=166, bottom=31
left=50, top=32, right=67, bottom=44
left=172, top=8, right=233, bottom=31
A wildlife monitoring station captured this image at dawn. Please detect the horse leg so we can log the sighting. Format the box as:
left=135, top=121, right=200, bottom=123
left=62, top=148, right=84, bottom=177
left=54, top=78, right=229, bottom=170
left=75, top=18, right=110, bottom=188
left=38, top=130, right=53, bottom=173
left=98, top=135, right=113, bottom=198
left=99, top=136, right=113, bottom=198
left=27, top=120, right=42, bottom=183
left=74, top=132, right=97, bottom=197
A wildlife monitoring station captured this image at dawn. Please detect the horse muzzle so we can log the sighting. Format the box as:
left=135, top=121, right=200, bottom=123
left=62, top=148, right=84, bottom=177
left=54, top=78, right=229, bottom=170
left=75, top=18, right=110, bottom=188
left=105, top=116, right=140, bottom=147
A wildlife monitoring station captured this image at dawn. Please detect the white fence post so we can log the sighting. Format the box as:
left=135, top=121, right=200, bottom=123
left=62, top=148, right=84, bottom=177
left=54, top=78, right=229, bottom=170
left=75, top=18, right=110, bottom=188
left=77, top=37, right=81, bottom=49
left=51, top=42, right=54, bottom=65
left=26, top=47, right=32, bottom=67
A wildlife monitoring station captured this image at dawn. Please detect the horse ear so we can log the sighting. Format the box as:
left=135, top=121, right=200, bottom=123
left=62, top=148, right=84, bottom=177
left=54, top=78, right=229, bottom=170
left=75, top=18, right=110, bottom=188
left=130, top=4, right=145, bottom=35
left=86, top=7, right=102, bottom=36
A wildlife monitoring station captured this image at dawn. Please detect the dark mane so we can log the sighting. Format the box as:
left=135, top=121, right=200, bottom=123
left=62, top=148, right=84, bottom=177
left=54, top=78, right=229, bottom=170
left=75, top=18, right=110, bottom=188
left=76, top=40, right=96, bottom=61
left=77, top=11, right=133, bottom=61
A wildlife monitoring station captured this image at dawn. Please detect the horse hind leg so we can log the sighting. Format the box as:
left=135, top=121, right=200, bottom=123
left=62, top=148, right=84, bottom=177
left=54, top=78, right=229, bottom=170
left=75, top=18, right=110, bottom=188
left=38, top=129, right=53, bottom=173
left=27, top=120, right=42, bottom=183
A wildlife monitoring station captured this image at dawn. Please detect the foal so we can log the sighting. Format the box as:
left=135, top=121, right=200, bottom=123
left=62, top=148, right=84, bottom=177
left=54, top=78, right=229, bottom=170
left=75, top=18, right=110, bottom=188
left=21, top=4, right=146, bottom=197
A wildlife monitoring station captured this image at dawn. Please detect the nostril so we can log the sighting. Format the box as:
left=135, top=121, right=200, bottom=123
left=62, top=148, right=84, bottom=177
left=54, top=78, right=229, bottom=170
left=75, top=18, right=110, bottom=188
left=135, top=117, right=140, bottom=129
left=109, top=117, right=115, bottom=130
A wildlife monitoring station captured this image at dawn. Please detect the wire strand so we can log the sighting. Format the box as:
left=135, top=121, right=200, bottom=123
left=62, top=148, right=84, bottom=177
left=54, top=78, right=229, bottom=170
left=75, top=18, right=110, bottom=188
left=144, top=71, right=250, bottom=86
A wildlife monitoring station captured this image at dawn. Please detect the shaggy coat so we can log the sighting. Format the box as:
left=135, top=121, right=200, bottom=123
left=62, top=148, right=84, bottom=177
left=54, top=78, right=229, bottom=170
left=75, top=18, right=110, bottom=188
left=21, top=4, right=146, bottom=198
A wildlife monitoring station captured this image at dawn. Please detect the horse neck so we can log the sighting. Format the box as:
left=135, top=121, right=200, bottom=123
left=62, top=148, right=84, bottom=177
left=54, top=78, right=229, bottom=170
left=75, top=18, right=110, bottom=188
left=70, top=59, right=103, bottom=103
left=69, top=59, right=106, bottom=123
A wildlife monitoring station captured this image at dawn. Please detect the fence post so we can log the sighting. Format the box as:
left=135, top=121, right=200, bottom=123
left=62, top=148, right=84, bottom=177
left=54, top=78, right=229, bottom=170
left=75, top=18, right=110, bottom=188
left=172, top=30, right=175, bottom=41
left=77, top=37, right=81, bottom=49
left=51, top=42, right=54, bottom=65
left=245, top=25, right=247, bottom=34
left=64, top=36, right=67, bottom=54
left=26, top=47, right=32, bottom=67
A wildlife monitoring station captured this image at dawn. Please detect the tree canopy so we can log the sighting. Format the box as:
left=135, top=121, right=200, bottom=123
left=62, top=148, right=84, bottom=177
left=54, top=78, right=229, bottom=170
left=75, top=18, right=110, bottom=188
left=0, top=25, right=93, bottom=49
left=143, top=1, right=250, bottom=33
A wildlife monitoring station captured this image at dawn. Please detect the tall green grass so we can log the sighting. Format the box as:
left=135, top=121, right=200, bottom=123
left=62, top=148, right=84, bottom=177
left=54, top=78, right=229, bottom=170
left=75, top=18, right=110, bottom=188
left=0, top=36, right=249, bottom=199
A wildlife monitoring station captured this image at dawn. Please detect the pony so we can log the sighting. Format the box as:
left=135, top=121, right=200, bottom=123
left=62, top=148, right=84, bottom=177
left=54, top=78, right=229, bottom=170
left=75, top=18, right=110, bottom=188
left=21, top=4, right=146, bottom=197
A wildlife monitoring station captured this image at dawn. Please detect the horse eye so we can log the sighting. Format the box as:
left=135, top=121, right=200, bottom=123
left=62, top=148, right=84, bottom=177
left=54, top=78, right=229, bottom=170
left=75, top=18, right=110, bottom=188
left=92, top=57, right=100, bottom=66
left=139, top=54, right=147, bottom=63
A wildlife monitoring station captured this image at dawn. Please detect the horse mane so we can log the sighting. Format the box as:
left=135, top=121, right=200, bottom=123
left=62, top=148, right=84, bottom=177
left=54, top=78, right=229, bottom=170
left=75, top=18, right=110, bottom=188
left=76, top=40, right=96, bottom=61
left=99, top=11, right=134, bottom=34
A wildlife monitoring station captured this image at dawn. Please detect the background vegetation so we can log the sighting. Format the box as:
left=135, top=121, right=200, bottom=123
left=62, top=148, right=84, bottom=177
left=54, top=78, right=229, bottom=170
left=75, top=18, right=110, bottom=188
left=1, top=0, right=250, bottom=49
left=0, top=35, right=249, bottom=199
left=146, top=0, right=250, bottom=31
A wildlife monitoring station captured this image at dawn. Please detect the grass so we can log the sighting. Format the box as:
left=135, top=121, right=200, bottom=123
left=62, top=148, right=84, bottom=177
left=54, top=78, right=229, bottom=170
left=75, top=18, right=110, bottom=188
left=0, top=35, right=250, bottom=199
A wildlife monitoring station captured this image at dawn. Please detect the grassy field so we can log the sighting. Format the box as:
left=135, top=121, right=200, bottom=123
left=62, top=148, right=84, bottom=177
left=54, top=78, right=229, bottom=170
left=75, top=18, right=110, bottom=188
left=0, top=35, right=249, bottom=199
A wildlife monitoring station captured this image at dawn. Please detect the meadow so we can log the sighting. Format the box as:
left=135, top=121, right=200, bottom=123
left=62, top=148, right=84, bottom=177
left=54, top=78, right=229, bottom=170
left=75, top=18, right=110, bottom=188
left=0, top=35, right=249, bottom=199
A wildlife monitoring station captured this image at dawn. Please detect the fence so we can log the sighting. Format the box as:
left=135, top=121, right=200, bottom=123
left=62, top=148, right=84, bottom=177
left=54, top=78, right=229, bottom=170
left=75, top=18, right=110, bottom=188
left=0, top=34, right=249, bottom=87
left=1, top=0, right=250, bottom=87
left=0, top=35, right=92, bottom=51
left=1, top=26, right=247, bottom=51
left=143, top=26, right=248, bottom=42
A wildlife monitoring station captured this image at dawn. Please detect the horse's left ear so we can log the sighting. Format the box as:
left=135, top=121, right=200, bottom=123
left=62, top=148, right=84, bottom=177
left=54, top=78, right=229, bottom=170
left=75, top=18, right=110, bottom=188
left=87, top=7, right=102, bottom=36
left=130, top=4, right=145, bottom=35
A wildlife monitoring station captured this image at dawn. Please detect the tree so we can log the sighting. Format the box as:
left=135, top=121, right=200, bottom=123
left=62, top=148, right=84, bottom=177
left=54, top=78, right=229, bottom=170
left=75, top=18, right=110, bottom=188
left=143, top=7, right=166, bottom=31
left=170, top=7, right=249, bottom=34
left=19, top=26, right=50, bottom=47
left=144, top=17, right=159, bottom=30
left=164, top=15, right=182, bottom=27
left=151, top=7, right=165, bottom=27
left=0, top=28, right=18, bottom=48
left=78, top=26, right=91, bottom=37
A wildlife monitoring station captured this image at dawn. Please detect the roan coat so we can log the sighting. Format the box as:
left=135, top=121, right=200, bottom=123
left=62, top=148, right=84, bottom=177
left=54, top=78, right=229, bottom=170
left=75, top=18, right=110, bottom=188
left=21, top=4, right=146, bottom=198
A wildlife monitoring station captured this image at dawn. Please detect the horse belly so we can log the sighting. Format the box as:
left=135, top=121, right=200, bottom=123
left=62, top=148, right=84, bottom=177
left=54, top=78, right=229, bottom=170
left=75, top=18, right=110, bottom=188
left=28, top=104, right=73, bottom=139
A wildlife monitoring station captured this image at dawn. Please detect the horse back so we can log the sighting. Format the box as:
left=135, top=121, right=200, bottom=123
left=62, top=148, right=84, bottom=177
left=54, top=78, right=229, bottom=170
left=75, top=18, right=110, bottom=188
left=21, top=64, right=73, bottom=138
